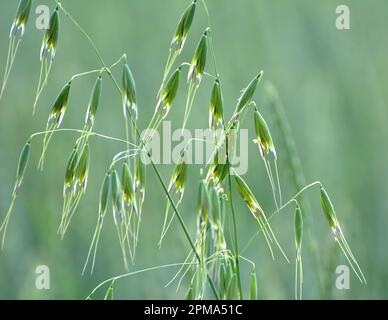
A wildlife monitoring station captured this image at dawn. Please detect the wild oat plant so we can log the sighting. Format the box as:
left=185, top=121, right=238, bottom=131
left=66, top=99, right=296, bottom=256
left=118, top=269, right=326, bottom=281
left=0, top=0, right=366, bottom=300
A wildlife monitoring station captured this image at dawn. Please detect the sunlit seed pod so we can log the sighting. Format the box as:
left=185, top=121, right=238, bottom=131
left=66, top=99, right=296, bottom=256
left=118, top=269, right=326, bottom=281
left=110, top=170, right=121, bottom=217
left=9, top=0, right=33, bottom=38
left=13, top=141, right=31, bottom=195
left=320, top=186, right=338, bottom=230
left=253, top=110, right=276, bottom=159
left=122, top=63, right=137, bottom=119
left=212, top=151, right=228, bottom=186
left=121, top=163, right=135, bottom=209
left=134, top=155, right=146, bottom=200
left=64, top=146, right=78, bottom=196
left=227, top=120, right=239, bottom=160
left=209, top=79, right=223, bottom=130
left=99, top=172, right=111, bottom=218
left=206, top=150, right=228, bottom=189
left=110, top=170, right=119, bottom=201
left=85, top=75, right=102, bottom=127
left=75, top=144, right=89, bottom=192
left=235, top=71, right=263, bottom=114
left=234, top=175, right=263, bottom=218
left=187, top=29, right=208, bottom=86
left=168, top=157, right=188, bottom=202
left=249, top=268, right=258, bottom=300
left=171, top=0, right=197, bottom=54
left=294, top=204, right=303, bottom=253
left=156, top=67, right=181, bottom=117
left=47, top=81, right=71, bottom=128
left=40, top=6, right=59, bottom=62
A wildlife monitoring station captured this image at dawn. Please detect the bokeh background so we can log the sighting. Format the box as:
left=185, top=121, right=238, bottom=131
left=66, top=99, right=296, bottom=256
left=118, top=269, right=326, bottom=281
left=0, top=0, right=387, bottom=299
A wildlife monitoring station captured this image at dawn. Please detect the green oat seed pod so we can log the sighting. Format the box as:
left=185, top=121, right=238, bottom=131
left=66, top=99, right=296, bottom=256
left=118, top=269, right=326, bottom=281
left=64, top=146, right=78, bottom=195
left=294, top=204, right=303, bottom=250
left=121, top=163, right=135, bottom=209
left=209, top=79, right=223, bottom=130
left=99, top=172, right=111, bottom=218
left=75, top=144, right=89, bottom=192
left=9, top=0, right=33, bottom=38
left=249, top=268, right=258, bottom=300
left=171, top=0, right=197, bottom=54
left=134, top=155, right=146, bottom=200
left=234, top=175, right=262, bottom=217
left=122, top=63, right=137, bottom=119
left=156, top=66, right=181, bottom=117
left=168, top=157, right=188, bottom=202
left=40, top=6, right=59, bottom=62
left=14, top=141, right=31, bottom=195
left=85, top=75, right=102, bottom=127
left=320, top=185, right=338, bottom=230
left=187, top=29, right=208, bottom=85
left=253, top=110, right=276, bottom=159
left=48, top=81, right=71, bottom=128
left=235, top=71, right=263, bottom=114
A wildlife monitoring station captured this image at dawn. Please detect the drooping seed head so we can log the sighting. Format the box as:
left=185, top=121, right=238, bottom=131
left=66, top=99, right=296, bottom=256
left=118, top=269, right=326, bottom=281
left=122, top=63, right=137, bottom=119
left=187, top=29, right=208, bottom=86
left=207, top=150, right=228, bottom=188
left=64, top=146, right=78, bottom=196
left=85, top=75, right=102, bottom=128
left=75, top=144, right=89, bottom=192
left=121, top=163, right=135, bottom=210
left=168, top=156, right=188, bottom=202
left=227, top=120, right=239, bottom=160
left=99, top=172, right=111, bottom=218
left=294, top=204, right=303, bottom=251
left=13, top=141, right=31, bottom=195
left=48, top=81, right=71, bottom=128
left=234, top=175, right=264, bottom=218
left=134, top=155, right=146, bottom=201
left=235, top=71, right=263, bottom=114
left=253, top=110, right=276, bottom=159
left=249, top=268, right=258, bottom=300
left=9, top=0, right=32, bottom=38
left=209, top=79, right=223, bottom=130
left=110, top=170, right=122, bottom=223
left=320, top=186, right=338, bottom=230
left=171, top=0, right=197, bottom=54
left=156, top=67, right=181, bottom=117
left=40, top=6, right=59, bottom=62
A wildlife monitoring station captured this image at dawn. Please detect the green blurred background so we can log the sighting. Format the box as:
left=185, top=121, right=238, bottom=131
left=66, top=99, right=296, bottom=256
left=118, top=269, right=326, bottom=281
left=0, top=0, right=387, bottom=299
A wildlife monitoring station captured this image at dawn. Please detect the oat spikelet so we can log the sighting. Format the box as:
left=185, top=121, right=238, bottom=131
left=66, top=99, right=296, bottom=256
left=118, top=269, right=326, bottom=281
left=320, top=185, right=367, bottom=284
left=234, top=175, right=289, bottom=262
left=294, top=203, right=303, bottom=300
left=33, top=6, right=60, bottom=113
left=0, top=0, right=32, bottom=100
left=38, top=81, right=71, bottom=170
left=0, top=141, right=31, bottom=249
